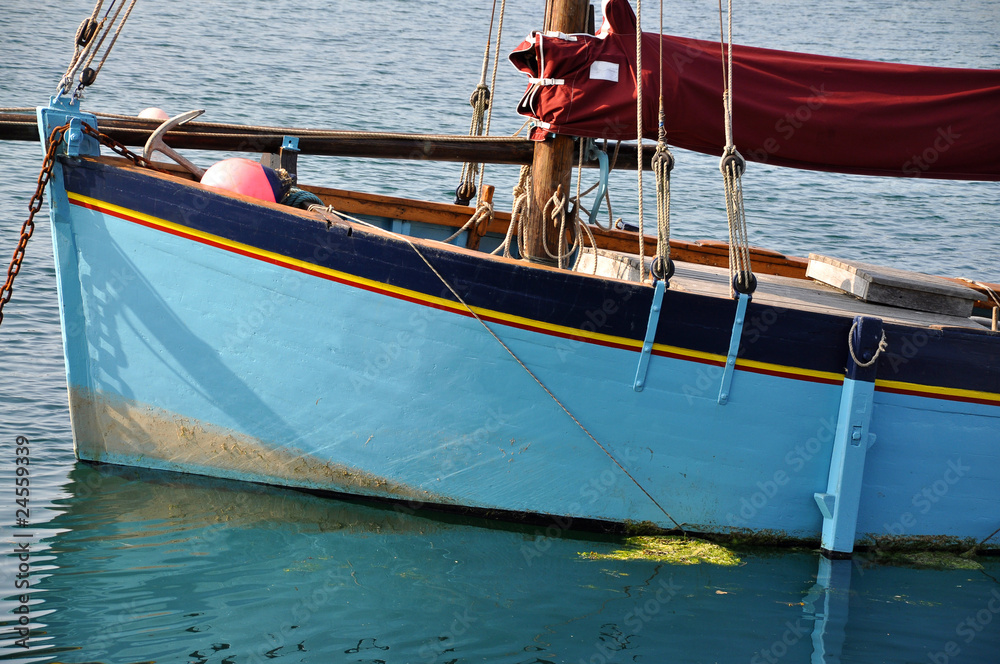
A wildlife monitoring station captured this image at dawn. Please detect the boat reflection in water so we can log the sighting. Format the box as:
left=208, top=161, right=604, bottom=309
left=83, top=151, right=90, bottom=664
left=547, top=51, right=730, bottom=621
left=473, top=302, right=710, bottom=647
left=15, top=464, right=1000, bottom=663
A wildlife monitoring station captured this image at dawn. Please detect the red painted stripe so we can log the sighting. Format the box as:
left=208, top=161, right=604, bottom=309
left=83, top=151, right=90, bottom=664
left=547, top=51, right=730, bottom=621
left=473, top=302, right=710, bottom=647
left=72, top=197, right=640, bottom=351
left=70, top=196, right=996, bottom=405
left=738, top=363, right=844, bottom=386
left=875, top=385, right=1000, bottom=407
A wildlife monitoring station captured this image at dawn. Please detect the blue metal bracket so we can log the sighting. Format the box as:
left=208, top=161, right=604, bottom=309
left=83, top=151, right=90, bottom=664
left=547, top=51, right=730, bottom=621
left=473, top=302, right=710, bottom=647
left=37, top=96, right=100, bottom=159
left=273, top=135, right=301, bottom=180
left=633, top=279, right=666, bottom=392
left=585, top=142, right=610, bottom=225
left=814, top=316, right=883, bottom=555
left=65, top=117, right=92, bottom=157
left=717, top=293, right=750, bottom=405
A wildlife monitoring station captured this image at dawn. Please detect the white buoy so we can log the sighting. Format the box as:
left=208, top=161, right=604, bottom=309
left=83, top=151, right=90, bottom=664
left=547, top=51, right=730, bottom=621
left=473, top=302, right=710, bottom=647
left=138, top=107, right=170, bottom=120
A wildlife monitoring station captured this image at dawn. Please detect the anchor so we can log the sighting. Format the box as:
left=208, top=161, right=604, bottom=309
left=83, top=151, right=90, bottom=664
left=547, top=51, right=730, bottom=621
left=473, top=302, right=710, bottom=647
left=143, top=109, right=206, bottom=178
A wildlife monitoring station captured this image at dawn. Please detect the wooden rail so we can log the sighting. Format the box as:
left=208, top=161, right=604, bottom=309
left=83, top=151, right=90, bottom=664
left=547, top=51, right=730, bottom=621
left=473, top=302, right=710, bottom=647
left=0, top=112, right=653, bottom=169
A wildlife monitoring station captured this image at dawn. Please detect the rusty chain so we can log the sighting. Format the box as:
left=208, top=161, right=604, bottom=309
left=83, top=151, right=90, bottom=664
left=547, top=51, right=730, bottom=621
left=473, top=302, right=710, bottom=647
left=0, top=121, right=163, bottom=329
left=0, top=124, right=71, bottom=329
left=78, top=122, right=165, bottom=171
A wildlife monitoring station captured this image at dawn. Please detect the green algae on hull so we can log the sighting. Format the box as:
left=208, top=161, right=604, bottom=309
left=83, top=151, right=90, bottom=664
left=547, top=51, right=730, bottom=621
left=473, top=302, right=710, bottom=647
left=580, top=536, right=741, bottom=566
left=864, top=550, right=984, bottom=571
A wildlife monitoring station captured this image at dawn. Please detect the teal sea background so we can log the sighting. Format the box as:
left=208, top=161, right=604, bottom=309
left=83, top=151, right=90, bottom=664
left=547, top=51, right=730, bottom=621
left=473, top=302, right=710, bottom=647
left=1, top=1, right=999, bottom=662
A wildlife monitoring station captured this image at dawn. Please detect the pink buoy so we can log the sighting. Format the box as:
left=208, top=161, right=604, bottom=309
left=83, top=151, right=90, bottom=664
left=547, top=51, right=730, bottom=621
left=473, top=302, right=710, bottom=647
left=200, top=158, right=283, bottom=203
left=138, top=107, right=170, bottom=120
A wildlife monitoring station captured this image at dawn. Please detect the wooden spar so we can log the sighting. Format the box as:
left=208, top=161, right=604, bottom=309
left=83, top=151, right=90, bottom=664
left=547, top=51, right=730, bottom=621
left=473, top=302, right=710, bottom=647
left=0, top=112, right=653, bottom=170
left=521, top=0, right=591, bottom=265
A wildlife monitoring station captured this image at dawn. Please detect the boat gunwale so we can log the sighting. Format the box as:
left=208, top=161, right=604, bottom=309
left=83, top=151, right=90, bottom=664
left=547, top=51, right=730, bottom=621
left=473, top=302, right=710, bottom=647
left=60, top=155, right=1000, bottom=406
left=90, top=154, right=1000, bottom=311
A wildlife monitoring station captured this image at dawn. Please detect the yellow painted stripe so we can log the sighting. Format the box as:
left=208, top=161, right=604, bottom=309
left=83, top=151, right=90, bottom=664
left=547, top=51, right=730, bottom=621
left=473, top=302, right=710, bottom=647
left=69, top=191, right=640, bottom=347
left=70, top=191, right=459, bottom=308
left=69, top=191, right=1000, bottom=404
left=735, top=358, right=844, bottom=384
left=875, top=378, right=1000, bottom=404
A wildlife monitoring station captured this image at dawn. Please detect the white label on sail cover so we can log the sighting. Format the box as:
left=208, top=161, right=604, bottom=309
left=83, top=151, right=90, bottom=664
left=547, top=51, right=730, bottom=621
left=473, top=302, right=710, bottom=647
left=590, top=61, right=619, bottom=82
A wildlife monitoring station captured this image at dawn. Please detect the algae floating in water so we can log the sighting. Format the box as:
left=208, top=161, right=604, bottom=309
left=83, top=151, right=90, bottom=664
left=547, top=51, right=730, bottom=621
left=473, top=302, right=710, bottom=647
left=580, top=536, right=741, bottom=566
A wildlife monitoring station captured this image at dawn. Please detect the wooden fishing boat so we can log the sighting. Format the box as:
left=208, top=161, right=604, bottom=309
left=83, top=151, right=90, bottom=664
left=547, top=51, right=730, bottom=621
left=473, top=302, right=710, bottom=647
left=4, top=0, right=999, bottom=555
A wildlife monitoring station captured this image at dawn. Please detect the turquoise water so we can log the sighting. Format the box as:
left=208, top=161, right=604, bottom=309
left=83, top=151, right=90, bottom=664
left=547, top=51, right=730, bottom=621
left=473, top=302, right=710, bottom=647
left=7, top=465, right=1000, bottom=664
left=1, top=1, right=999, bottom=662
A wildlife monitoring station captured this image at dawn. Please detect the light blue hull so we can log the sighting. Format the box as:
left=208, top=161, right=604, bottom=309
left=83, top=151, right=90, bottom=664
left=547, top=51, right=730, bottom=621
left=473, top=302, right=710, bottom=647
left=45, top=149, right=1000, bottom=552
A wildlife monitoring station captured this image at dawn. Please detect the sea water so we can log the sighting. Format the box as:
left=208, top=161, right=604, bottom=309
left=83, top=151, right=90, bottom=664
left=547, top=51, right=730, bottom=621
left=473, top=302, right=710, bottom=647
left=1, top=1, right=999, bottom=662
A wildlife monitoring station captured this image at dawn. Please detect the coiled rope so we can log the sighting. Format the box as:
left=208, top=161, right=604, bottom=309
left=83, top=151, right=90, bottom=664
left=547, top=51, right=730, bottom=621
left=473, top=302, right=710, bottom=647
left=282, top=187, right=325, bottom=210
left=495, top=165, right=532, bottom=259
left=847, top=320, right=888, bottom=368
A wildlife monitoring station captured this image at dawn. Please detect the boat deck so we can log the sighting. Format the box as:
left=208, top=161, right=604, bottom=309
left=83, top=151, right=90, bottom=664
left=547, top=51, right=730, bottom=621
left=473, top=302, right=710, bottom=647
left=577, top=249, right=995, bottom=332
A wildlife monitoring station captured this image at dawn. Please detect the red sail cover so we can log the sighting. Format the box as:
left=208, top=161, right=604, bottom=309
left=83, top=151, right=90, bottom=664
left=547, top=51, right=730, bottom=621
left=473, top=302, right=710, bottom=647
left=509, top=0, right=1000, bottom=180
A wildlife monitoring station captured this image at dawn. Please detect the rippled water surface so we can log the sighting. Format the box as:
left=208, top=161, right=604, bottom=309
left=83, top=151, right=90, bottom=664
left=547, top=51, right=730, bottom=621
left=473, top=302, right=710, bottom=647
left=1, top=1, right=999, bottom=662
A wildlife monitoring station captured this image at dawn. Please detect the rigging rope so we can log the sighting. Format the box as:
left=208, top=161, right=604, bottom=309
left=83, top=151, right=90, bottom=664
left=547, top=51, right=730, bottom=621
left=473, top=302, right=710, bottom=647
left=455, top=82, right=490, bottom=205
left=495, top=160, right=596, bottom=272
left=718, top=0, right=756, bottom=297
left=455, top=0, right=509, bottom=209
left=334, top=207, right=685, bottom=533
left=651, top=0, right=675, bottom=283
left=635, top=0, right=647, bottom=282
left=600, top=141, right=622, bottom=230
left=57, top=0, right=139, bottom=101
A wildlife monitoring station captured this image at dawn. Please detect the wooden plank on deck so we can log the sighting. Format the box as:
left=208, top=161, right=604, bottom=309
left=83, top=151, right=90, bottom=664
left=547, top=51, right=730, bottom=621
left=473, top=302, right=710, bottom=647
left=806, top=254, right=981, bottom=317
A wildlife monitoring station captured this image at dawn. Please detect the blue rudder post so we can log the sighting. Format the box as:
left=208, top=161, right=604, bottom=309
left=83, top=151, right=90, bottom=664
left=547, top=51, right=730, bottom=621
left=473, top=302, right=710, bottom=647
left=814, top=315, right=886, bottom=557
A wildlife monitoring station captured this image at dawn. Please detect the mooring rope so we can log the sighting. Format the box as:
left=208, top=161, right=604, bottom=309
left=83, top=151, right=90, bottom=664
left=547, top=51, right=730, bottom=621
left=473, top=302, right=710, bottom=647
left=413, top=246, right=684, bottom=532
left=441, top=200, right=494, bottom=245
left=958, top=277, right=1000, bottom=331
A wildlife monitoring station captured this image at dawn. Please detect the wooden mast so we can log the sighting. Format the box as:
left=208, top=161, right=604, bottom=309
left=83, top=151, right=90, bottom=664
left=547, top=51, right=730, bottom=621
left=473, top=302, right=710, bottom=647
left=522, top=0, right=591, bottom=265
